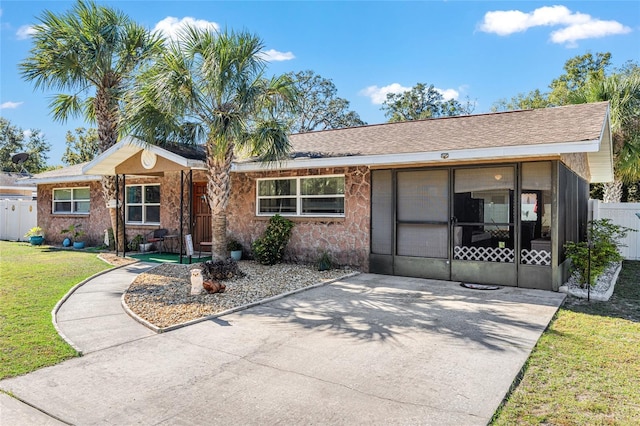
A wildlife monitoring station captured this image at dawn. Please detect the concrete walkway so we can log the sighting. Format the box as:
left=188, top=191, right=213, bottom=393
left=1, top=269, right=566, bottom=425
left=54, top=262, right=156, bottom=354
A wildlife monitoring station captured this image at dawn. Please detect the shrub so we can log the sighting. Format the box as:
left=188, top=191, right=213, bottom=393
left=199, top=258, right=244, bottom=281
left=317, top=251, right=333, bottom=271
left=227, top=239, right=242, bottom=252
left=128, top=234, right=143, bottom=251
left=252, top=214, right=294, bottom=265
left=564, top=218, right=635, bottom=287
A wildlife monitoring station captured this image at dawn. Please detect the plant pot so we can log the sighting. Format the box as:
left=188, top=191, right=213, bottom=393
left=63, top=238, right=71, bottom=247
left=139, top=243, right=153, bottom=253
left=29, top=236, right=44, bottom=246
left=230, top=250, right=242, bottom=261
left=73, top=241, right=85, bottom=249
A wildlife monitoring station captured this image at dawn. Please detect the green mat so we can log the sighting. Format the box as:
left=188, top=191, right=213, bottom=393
left=129, top=252, right=211, bottom=264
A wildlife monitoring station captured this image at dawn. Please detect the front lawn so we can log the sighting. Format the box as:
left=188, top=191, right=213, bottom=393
left=492, top=260, right=640, bottom=425
left=0, top=241, right=112, bottom=380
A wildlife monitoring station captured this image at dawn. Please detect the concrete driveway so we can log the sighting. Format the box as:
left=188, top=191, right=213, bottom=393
left=0, top=273, right=564, bottom=425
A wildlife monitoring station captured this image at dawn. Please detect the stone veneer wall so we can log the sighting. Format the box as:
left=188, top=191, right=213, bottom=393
left=37, top=171, right=207, bottom=247
left=38, top=181, right=110, bottom=246
left=227, top=166, right=370, bottom=271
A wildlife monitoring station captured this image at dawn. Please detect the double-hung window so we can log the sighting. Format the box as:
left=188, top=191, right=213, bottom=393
left=53, top=187, right=90, bottom=214
left=257, top=176, right=345, bottom=216
left=126, top=184, right=160, bottom=224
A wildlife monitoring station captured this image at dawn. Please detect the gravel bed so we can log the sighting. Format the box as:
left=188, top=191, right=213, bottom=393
left=124, top=261, right=353, bottom=328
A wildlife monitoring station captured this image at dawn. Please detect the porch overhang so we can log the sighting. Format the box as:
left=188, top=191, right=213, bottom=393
left=83, top=136, right=207, bottom=176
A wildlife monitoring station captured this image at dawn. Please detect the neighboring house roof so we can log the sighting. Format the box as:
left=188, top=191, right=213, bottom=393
left=235, top=101, right=613, bottom=182
left=0, top=171, right=36, bottom=198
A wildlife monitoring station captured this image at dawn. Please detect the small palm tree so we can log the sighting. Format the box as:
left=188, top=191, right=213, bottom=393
left=127, top=26, right=297, bottom=258
left=569, top=70, right=640, bottom=202
left=20, top=0, right=163, bottom=250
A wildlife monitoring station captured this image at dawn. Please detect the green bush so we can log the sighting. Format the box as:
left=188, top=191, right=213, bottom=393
left=252, top=214, right=294, bottom=265
left=564, top=219, right=635, bottom=287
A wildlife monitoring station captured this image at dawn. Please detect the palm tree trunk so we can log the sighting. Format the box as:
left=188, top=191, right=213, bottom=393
left=206, top=143, right=234, bottom=258
left=102, top=175, right=125, bottom=252
left=602, top=180, right=623, bottom=203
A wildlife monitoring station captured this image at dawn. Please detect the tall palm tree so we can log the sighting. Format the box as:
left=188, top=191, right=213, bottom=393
left=570, top=69, right=640, bottom=202
left=127, top=26, right=297, bottom=257
left=20, top=0, right=163, bottom=249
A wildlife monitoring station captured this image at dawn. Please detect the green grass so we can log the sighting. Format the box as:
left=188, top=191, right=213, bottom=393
left=0, top=241, right=112, bottom=380
left=492, top=260, right=640, bottom=425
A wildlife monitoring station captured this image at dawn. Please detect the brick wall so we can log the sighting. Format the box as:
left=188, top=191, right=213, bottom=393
left=227, top=166, right=371, bottom=270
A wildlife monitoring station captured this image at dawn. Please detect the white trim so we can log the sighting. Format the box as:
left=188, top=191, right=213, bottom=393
left=20, top=174, right=101, bottom=185
left=234, top=139, right=603, bottom=174
left=82, top=136, right=206, bottom=175
left=256, top=175, right=345, bottom=217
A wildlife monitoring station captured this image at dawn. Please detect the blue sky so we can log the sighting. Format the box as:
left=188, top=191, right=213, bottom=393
left=1, top=1, right=639, bottom=166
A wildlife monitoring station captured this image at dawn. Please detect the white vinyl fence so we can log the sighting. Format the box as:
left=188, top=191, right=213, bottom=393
left=0, top=199, right=38, bottom=241
left=591, top=200, right=640, bottom=260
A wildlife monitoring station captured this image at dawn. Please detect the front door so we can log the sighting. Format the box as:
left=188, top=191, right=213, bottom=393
left=192, top=183, right=211, bottom=246
left=451, top=166, right=517, bottom=286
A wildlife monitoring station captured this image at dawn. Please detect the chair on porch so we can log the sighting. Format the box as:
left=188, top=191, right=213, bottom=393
left=147, top=228, right=168, bottom=253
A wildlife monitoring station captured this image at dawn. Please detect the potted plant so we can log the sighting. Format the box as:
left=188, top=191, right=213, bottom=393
left=128, top=234, right=144, bottom=252
left=227, top=239, right=243, bottom=261
left=24, top=226, right=45, bottom=245
left=61, top=224, right=86, bottom=249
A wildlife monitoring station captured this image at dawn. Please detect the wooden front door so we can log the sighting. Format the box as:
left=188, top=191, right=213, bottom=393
left=193, top=183, right=211, bottom=246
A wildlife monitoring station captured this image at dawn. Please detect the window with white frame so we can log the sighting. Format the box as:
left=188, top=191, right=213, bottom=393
left=53, top=187, right=90, bottom=214
left=126, top=184, right=160, bottom=224
left=257, top=176, right=345, bottom=216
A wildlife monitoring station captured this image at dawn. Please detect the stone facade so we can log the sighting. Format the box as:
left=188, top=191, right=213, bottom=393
left=37, top=171, right=208, bottom=247
left=227, top=166, right=371, bottom=270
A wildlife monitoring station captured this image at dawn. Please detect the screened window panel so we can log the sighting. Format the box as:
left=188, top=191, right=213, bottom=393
left=397, top=224, right=448, bottom=258
left=73, top=187, right=90, bottom=199
left=54, top=202, right=72, bottom=213
left=54, top=189, right=72, bottom=200
left=259, top=198, right=296, bottom=213
left=301, top=177, right=345, bottom=195
left=127, top=186, right=142, bottom=204
left=146, top=206, right=160, bottom=223
left=128, top=206, right=143, bottom=222
left=301, top=197, right=344, bottom=215
left=74, top=201, right=90, bottom=213
left=371, top=170, right=393, bottom=255
left=522, top=162, right=552, bottom=190
left=397, top=170, right=448, bottom=222
left=145, top=185, right=160, bottom=203
left=259, top=179, right=296, bottom=196
left=455, top=167, right=514, bottom=193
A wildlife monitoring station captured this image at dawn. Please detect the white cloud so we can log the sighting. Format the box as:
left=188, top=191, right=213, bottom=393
left=359, top=83, right=411, bottom=105
left=1, top=101, right=23, bottom=109
left=258, top=49, right=295, bottom=62
left=359, top=83, right=459, bottom=105
left=23, top=130, right=32, bottom=138
left=16, top=24, right=36, bottom=40
left=153, top=16, right=220, bottom=41
left=478, top=5, right=631, bottom=46
left=551, top=20, right=632, bottom=46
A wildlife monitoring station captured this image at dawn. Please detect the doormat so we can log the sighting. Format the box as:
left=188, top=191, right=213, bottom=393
left=460, top=283, right=501, bottom=290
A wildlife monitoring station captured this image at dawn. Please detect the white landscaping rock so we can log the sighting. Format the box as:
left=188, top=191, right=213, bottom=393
left=559, top=262, right=622, bottom=301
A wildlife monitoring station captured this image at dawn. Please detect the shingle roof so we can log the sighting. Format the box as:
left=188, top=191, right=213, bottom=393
left=287, top=101, right=609, bottom=157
